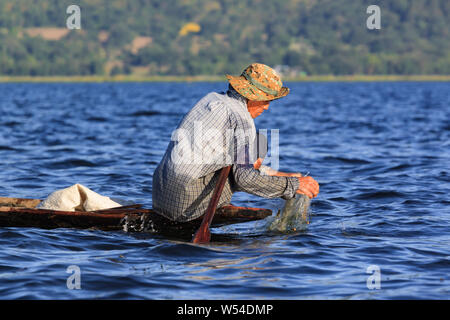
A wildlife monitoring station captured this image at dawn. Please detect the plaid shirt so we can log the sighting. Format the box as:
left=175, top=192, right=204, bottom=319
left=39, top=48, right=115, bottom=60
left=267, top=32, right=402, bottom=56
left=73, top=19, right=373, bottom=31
left=152, top=87, right=299, bottom=222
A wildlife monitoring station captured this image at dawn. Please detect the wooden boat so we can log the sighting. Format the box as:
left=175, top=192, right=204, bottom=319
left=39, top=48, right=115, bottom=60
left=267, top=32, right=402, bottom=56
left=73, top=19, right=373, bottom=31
left=0, top=197, right=272, bottom=238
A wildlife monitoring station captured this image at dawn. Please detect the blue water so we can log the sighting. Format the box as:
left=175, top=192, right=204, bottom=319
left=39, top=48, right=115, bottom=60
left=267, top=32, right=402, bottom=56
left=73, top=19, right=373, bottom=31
left=0, top=82, right=448, bottom=299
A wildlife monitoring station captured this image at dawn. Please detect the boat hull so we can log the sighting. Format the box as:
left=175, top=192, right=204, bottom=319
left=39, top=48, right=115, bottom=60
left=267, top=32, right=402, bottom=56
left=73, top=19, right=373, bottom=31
left=0, top=197, right=272, bottom=237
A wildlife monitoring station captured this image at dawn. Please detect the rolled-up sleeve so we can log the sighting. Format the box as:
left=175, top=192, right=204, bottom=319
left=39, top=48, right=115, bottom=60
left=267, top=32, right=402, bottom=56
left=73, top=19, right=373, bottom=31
left=232, top=164, right=299, bottom=199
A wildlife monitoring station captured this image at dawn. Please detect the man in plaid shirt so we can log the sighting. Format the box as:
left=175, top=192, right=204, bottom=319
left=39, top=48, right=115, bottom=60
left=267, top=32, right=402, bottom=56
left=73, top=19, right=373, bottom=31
left=152, top=63, right=319, bottom=222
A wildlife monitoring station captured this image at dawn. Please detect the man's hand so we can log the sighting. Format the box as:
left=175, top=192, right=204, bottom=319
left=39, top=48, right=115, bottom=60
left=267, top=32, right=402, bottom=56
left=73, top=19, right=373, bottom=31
left=296, top=176, right=319, bottom=199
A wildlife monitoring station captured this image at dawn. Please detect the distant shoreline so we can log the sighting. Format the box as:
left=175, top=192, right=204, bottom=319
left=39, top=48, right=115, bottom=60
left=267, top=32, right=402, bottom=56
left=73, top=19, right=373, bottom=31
left=0, top=75, right=449, bottom=83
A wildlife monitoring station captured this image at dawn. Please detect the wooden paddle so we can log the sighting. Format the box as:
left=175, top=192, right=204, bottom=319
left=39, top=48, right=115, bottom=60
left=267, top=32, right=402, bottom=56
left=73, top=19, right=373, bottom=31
left=192, top=165, right=232, bottom=244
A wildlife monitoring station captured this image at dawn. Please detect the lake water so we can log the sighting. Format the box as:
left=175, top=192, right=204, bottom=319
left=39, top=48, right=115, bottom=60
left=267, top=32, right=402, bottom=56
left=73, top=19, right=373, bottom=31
left=0, top=82, right=448, bottom=299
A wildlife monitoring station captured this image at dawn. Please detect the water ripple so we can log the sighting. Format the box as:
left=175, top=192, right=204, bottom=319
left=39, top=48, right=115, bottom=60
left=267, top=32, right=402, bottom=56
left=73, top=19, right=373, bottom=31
left=0, top=82, right=448, bottom=299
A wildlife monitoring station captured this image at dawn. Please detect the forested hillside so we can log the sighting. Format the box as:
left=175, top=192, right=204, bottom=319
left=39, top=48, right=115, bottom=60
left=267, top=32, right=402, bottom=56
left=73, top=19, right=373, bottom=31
left=0, top=0, right=449, bottom=76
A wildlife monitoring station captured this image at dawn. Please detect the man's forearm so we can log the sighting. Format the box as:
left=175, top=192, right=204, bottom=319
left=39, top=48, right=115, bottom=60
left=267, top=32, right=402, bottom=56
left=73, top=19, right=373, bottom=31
left=232, top=164, right=299, bottom=199
left=258, top=165, right=302, bottom=178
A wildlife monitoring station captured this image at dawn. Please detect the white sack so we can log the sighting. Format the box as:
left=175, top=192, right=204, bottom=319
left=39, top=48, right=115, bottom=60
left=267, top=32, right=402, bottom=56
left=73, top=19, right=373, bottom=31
left=37, top=184, right=121, bottom=212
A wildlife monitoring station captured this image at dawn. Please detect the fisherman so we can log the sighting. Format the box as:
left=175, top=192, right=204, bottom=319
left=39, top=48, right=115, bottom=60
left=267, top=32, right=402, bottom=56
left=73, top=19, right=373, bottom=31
left=152, top=63, right=319, bottom=222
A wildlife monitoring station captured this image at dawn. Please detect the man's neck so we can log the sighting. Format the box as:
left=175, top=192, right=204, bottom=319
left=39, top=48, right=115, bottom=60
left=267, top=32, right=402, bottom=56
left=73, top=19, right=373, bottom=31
left=227, top=87, right=247, bottom=106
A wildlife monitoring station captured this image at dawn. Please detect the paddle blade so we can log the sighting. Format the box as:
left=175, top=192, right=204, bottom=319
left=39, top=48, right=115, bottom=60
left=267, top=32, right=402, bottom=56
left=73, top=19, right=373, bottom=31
left=192, top=226, right=211, bottom=244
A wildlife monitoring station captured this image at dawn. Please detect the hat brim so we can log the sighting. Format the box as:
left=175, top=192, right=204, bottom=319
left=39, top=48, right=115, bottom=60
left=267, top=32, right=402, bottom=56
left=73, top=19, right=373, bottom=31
left=226, top=75, right=289, bottom=101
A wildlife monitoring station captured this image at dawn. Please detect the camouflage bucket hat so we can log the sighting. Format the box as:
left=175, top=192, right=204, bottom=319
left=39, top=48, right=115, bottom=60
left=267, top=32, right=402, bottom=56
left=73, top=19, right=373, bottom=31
left=226, top=63, right=289, bottom=101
